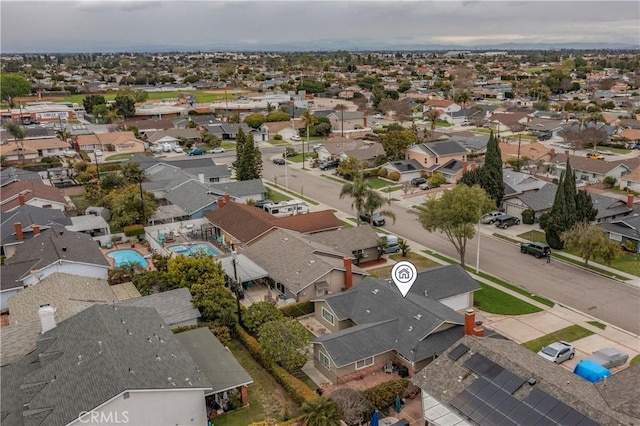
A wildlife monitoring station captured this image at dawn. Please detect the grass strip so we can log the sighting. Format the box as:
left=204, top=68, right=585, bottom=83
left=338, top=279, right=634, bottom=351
left=264, top=183, right=319, bottom=205
left=474, top=282, right=543, bottom=315
left=587, top=321, right=607, bottom=330
left=522, top=325, right=594, bottom=352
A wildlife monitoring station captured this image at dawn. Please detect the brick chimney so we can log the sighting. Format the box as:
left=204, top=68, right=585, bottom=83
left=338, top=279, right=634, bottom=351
left=18, top=194, right=25, bottom=206
left=549, top=148, right=556, bottom=160
left=343, top=257, right=353, bottom=290
left=32, top=224, right=40, bottom=236
left=224, top=193, right=230, bottom=204
left=628, top=194, right=635, bottom=209
left=473, top=321, right=484, bottom=337
left=216, top=198, right=224, bottom=209
left=15, top=222, right=23, bottom=241
left=463, top=160, right=468, bottom=173
left=464, top=308, right=475, bottom=335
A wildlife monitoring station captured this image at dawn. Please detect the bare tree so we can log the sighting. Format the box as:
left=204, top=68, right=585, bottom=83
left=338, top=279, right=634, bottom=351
left=330, top=388, right=371, bottom=426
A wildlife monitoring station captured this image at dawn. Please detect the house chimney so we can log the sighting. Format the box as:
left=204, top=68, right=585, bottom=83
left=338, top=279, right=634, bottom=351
left=18, top=194, right=25, bottom=206
left=39, top=305, right=56, bottom=334
left=464, top=308, right=475, bottom=335
left=198, top=172, right=205, bottom=184
left=627, top=194, right=635, bottom=209
left=549, top=148, right=556, bottom=160
left=473, top=320, right=484, bottom=337
left=32, top=224, right=40, bottom=236
left=224, top=193, right=230, bottom=205
left=343, top=257, right=353, bottom=290
left=216, top=198, right=224, bottom=209
left=15, top=222, right=23, bottom=241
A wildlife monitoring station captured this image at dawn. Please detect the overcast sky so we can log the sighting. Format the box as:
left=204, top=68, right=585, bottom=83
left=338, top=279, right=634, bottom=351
left=2, top=1, right=639, bottom=53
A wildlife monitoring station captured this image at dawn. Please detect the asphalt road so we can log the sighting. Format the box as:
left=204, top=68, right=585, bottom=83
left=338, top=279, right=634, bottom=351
left=254, top=148, right=640, bottom=335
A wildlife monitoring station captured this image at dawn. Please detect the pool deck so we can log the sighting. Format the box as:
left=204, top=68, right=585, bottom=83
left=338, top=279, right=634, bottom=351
left=102, top=242, right=154, bottom=270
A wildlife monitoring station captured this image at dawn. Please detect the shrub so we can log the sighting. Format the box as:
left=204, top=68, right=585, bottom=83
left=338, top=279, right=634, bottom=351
left=623, top=240, right=637, bottom=253
left=110, top=235, right=123, bottom=243
left=521, top=209, right=535, bottom=225
left=363, top=378, right=408, bottom=409
left=427, top=172, right=446, bottom=187
left=79, top=151, right=90, bottom=161
left=274, top=134, right=283, bottom=140
left=378, top=168, right=388, bottom=178
left=388, top=171, right=401, bottom=182
left=123, top=224, right=145, bottom=237
left=280, top=300, right=314, bottom=318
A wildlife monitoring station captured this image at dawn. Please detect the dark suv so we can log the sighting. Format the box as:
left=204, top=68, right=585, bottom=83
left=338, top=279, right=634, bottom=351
left=494, top=215, right=520, bottom=229
left=359, top=212, right=385, bottom=226
left=411, top=177, right=427, bottom=186
left=520, top=242, right=550, bottom=259
left=319, top=160, right=339, bottom=170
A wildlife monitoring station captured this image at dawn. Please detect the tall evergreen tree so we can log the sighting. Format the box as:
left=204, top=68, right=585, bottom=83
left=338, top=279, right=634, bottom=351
left=576, top=190, right=598, bottom=223
left=235, top=128, right=262, bottom=181
left=482, top=131, right=505, bottom=208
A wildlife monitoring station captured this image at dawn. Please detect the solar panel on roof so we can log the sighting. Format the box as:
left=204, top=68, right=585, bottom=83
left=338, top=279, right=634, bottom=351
left=484, top=409, right=507, bottom=425
left=496, top=396, right=519, bottom=415
left=558, top=410, right=586, bottom=426
left=523, top=388, right=547, bottom=408
left=546, top=402, right=572, bottom=423
left=469, top=402, right=493, bottom=424
left=501, top=375, right=526, bottom=394
left=450, top=391, right=473, bottom=411
left=475, top=382, right=499, bottom=402
left=448, top=343, right=469, bottom=361
left=521, top=410, right=545, bottom=425
left=463, top=353, right=505, bottom=380
left=507, top=404, right=532, bottom=423
left=576, top=416, right=599, bottom=426
left=467, top=377, right=490, bottom=395
left=533, top=394, right=560, bottom=416
left=491, top=370, right=513, bottom=388
left=496, top=417, right=518, bottom=426
left=462, top=396, right=483, bottom=416
left=486, top=388, right=509, bottom=409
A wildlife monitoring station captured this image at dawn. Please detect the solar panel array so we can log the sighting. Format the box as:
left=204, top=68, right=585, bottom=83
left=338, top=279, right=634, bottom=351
left=448, top=344, right=469, bottom=361
left=450, top=354, right=599, bottom=425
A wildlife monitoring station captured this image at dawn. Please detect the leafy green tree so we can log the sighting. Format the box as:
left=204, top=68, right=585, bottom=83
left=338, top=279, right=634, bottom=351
left=336, top=157, right=362, bottom=181
left=542, top=159, right=579, bottom=249
left=127, top=125, right=140, bottom=139
left=329, top=388, right=368, bottom=426
left=92, top=104, right=111, bottom=123
left=132, top=270, right=172, bottom=295
left=167, top=252, right=226, bottom=289
left=300, top=398, right=342, bottom=426
left=105, top=184, right=157, bottom=228
left=258, top=318, right=310, bottom=372
left=380, top=128, right=418, bottom=161
left=235, top=128, right=263, bottom=181
left=398, top=79, right=412, bottom=93
left=244, top=301, right=284, bottom=335
left=340, top=172, right=370, bottom=224
left=419, top=184, right=495, bottom=267
left=83, top=94, right=107, bottom=114
left=266, top=111, right=291, bottom=122
left=482, top=131, right=505, bottom=207
left=575, top=189, right=597, bottom=223
left=113, top=94, right=136, bottom=118
left=108, top=262, right=145, bottom=285
left=5, top=122, right=26, bottom=161
left=427, top=172, right=446, bottom=187
left=561, top=222, right=622, bottom=266
left=99, top=173, right=126, bottom=191
left=122, top=162, right=145, bottom=184
left=453, top=91, right=471, bottom=109
left=1, top=73, right=32, bottom=102
left=190, top=284, right=239, bottom=326
left=244, top=113, right=266, bottom=129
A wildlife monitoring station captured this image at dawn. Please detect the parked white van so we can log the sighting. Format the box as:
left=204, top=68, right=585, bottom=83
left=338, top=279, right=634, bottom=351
left=262, top=200, right=309, bottom=217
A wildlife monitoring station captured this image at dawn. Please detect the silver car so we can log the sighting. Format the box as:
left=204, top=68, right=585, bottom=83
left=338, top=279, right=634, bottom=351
left=537, top=341, right=575, bottom=364
left=480, top=211, right=504, bottom=224
left=584, top=348, right=628, bottom=369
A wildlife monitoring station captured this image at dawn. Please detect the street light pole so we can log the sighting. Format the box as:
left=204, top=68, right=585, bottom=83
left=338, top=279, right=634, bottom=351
left=476, top=218, right=481, bottom=274
left=231, top=245, right=243, bottom=327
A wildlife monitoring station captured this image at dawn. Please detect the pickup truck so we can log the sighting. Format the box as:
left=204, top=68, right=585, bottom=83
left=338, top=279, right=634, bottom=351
left=520, top=242, right=550, bottom=259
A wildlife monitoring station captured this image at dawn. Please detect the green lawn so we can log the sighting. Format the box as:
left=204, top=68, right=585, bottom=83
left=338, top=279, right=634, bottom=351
left=264, top=184, right=319, bottom=206
left=474, top=282, right=543, bottom=315
left=268, top=140, right=290, bottom=146
left=104, top=152, right=136, bottom=162
left=366, top=177, right=394, bottom=189
left=381, top=185, right=403, bottom=193
left=522, top=325, right=594, bottom=352
left=287, top=152, right=316, bottom=163
left=630, top=354, right=640, bottom=366
left=266, top=188, right=292, bottom=203
left=587, top=321, right=607, bottom=330
left=517, top=230, right=547, bottom=243
left=368, top=252, right=440, bottom=278
left=213, top=340, right=301, bottom=426
left=63, top=90, right=239, bottom=105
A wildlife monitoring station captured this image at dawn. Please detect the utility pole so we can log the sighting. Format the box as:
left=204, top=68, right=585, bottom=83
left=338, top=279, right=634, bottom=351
left=231, top=244, right=243, bottom=327
left=139, top=180, right=146, bottom=226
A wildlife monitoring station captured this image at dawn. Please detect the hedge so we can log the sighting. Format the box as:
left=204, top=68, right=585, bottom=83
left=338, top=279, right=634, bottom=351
left=172, top=322, right=232, bottom=345
left=280, top=300, right=314, bottom=318
left=378, top=168, right=388, bottom=178
left=235, top=324, right=317, bottom=406
left=23, top=162, right=62, bottom=171
left=363, top=378, right=408, bottom=409
left=388, top=171, right=401, bottom=182
left=123, top=224, right=145, bottom=237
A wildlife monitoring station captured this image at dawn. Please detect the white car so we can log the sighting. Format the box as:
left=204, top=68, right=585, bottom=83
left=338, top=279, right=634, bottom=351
left=209, top=147, right=225, bottom=154
left=94, top=149, right=103, bottom=157
left=173, top=146, right=184, bottom=153
left=290, top=135, right=302, bottom=142
left=537, top=341, right=575, bottom=364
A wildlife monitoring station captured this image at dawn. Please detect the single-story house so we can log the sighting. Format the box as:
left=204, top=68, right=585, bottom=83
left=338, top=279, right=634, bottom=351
left=311, top=275, right=466, bottom=384
left=598, top=205, right=640, bottom=253
left=0, top=181, right=68, bottom=213
left=619, top=165, right=640, bottom=192
left=0, top=168, right=43, bottom=187
left=316, top=138, right=386, bottom=167
left=304, top=225, right=382, bottom=265
left=408, top=264, right=481, bottom=311
left=75, top=131, right=145, bottom=154
left=548, top=154, right=633, bottom=184
left=117, top=287, right=200, bottom=329
left=147, top=128, right=201, bottom=145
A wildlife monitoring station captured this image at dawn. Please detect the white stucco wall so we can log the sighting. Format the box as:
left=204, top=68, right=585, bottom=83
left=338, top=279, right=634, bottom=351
left=439, top=293, right=471, bottom=312
left=22, top=262, right=109, bottom=286
left=1, top=288, right=21, bottom=311
left=68, top=388, right=209, bottom=426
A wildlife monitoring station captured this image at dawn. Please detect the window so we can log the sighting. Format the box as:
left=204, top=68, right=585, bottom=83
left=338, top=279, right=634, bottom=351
left=356, top=357, right=374, bottom=370
left=208, top=177, right=220, bottom=183
left=321, top=307, right=335, bottom=325
left=319, top=351, right=330, bottom=369
left=609, top=232, right=622, bottom=242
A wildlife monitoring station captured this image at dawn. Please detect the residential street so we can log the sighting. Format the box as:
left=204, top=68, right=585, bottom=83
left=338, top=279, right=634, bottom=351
left=255, top=149, right=640, bottom=335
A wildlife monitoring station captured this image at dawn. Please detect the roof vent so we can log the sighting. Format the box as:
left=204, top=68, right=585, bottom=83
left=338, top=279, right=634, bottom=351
left=98, top=341, right=103, bottom=354
left=77, top=355, right=83, bottom=365
left=414, top=314, right=422, bottom=320
left=59, top=231, right=64, bottom=235
left=408, top=326, right=413, bottom=332
left=155, top=354, right=161, bottom=361
left=62, top=247, right=67, bottom=252
left=371, top=289, right=379, bottom=295
left=121, top=318, right=126, bottom=324
left=528, top=378, right=537, bottom=386
left=127, top=329, right=132, bottom=336
left=424, top=290, right=428, bottom=297
left=129, top=368, right=135, bottom=374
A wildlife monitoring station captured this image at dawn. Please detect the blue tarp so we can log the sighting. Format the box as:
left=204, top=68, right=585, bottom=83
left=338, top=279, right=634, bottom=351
left=573, top=359, right=611, bottom=383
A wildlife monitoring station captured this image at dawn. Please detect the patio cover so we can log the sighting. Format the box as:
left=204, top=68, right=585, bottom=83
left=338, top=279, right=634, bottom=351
left=219, top=253, right=269, bottom=284
left=66, top=215, right=110, bottom=234
left=175, top=327, right=253, bottom=395
left=149, top=204, right=188, bottom=222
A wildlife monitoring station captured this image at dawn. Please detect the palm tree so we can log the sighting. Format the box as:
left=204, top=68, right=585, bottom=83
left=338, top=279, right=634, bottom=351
left=335, top=103, right=348, bottom=137
left=300, top=398, right=342, bottom=426
left=398, top=238, right=411, bottom=257
left=5, top=122, right=26, bottom=163
left=301, top=108, right=317, bottom=170
left=376, top=237, right=388, bottom=261
left=362, top=191, right=396, bottom=226
left=424, top=109, right=440, bottom=141
left=454, top=91, right=471, bottom=110
left=340, top=172, right=369, bottom=225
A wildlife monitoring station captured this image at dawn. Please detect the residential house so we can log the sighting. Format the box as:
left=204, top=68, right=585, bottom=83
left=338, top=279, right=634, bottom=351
left=408, top=265, right=481, bottom=311
left=1, top=226, right=110, bottom=310
left=500, top=142, right=555, bottom=169
left=134, top=102, right=188, bottom=120
left=406, top=140, right=468, bottom=183
left=206, top=179, right=267, bottom=204
left=161, top=158, right=231, bottom=184
left=1, top=126, right=56, bottom=143
left=204, top=199, right=342, bottom=248
left=524, top=118, right=565, bottom=140
left=261, top=121, right=304, bottom=141
left=175, top=327, right=254, bottom=413
left=242, top=229, right=368, bottom=302
left=441, top=108, right=483, bottom=125
left=380, top=159, right=427, bottom=183
left=124, top=118, right=175, bottom=138
left=1, top=181, right=68, bottom=213
left=326, top=110, right=369, bottom=136
left=598, top=204, right=640, bottom=253
left=449, top=132, right=490, bottom=154
left=619, top=165, right=640, bottom=192
left=205, top=123, right=255, bottom=141
left=1, top=205, right=72, bottom=259
left=75, top=131, right=145, bottom=154
left=0, top=305, right=212, bottom=426
left=147, top=128, right=201, bottom=146
left=0, top=143, right=39, bottom=163
left=0, top=137, right=71, bottom=162
left=619, top=128, right=640, bottom=147
left=423, top=99, right=461, bottom=115
left=311, top=276, right=465, bottom=384
left=412, top=334, right=638, bottom=426
left=173, top=115, right=223, bottom=129
left=486, top=112, right=530, bottom=134
left=316, top=138, right=386, bottom=167
left=548, top=153, right=632, bottom=184
left=117, top=287, right=200, bottom=329
left=0, top=167, right=43, bottom=187
left=305, top=226, right=382, bottom=266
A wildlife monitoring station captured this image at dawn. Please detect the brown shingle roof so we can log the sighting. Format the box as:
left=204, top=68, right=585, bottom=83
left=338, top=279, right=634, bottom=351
left=273, top=210, right=343, bottom=233
left=0, top=181, right=66, bottom=212
left=500, top=142, right=554, bottom=162
left=76, top=131, right=140, bottom=148
left=550, top=154, right=632, bottom=175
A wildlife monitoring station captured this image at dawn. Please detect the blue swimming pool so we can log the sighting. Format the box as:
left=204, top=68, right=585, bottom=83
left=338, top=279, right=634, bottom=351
left=107, top=250, right=148, bottom=268
left=168, top=243, right=220, bottom=257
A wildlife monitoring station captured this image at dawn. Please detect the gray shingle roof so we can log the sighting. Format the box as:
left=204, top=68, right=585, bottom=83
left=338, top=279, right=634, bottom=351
left=590, top=193, right=633, bottom=220
left=163, top=180, right=219, bottom=216
left=420, top=140, right=467, bottom=157
left=412, top=335, right=638, bottom=426
left=0, top=168, right=43, bottom=187
left=175, top=327, right=253, bottom=395
left=517, top=183, right=558, bottom=212
left=387, top=159, right=424, bottom=173
left=598, top=214, right=640, bottom=240
left=0, top=320, right=41, bottom=367
left=1, top=205, right=72, bottom=246
left=409, top=265, right=481, bottom=301
left=0, top=305, right=211, bottom=426
left=305, top=226, right=380, bottom=255
left=313, top=277, right=464, bottom=365
left=117, top=288, right=200, bottom=327
left=2, top=226, right=109, bottom=287
left=208, top=179, right=267, bottom=198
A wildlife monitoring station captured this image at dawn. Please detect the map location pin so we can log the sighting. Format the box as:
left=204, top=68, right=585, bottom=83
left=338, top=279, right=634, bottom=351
left=391, top=261, right=417, bottom=298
